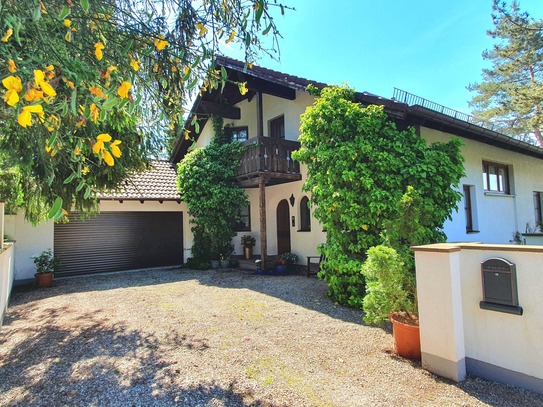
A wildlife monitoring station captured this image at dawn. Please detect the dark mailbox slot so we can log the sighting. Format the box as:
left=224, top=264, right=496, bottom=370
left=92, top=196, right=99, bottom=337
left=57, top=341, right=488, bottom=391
left=480, top=258, right=523, bottom=315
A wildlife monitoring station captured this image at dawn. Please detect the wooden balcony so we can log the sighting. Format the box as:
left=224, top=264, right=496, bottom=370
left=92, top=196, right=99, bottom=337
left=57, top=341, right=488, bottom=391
left=237, top=137, right=302, bottom=187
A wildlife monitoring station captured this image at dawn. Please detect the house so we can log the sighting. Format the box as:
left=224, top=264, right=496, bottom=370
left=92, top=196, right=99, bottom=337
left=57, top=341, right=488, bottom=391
left=170, top=56, right=543, bottom=264
left=7, top=56, right=543, bottom=281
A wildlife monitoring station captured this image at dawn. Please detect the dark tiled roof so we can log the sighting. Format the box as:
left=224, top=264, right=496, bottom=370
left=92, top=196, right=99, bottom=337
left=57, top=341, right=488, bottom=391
left=98, top=160, right=181, bottom=201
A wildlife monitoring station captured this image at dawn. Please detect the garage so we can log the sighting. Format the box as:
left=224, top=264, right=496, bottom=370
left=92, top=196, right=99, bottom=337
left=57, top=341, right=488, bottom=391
left=54, top=211, right=183, bottom=276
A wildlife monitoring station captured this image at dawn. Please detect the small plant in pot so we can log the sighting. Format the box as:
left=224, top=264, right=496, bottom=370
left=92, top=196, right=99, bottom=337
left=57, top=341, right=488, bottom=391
left=240, top=235, right=256, bottom=260
left=360, top=186, right=445, bottom=360
left=279, top=252, right=298, bottom=273
left=33, top=249, right=60, bottom=288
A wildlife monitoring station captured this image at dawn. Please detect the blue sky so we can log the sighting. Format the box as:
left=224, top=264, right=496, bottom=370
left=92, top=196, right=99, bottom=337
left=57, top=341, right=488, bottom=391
left=226, top=0, right=543, bottom=115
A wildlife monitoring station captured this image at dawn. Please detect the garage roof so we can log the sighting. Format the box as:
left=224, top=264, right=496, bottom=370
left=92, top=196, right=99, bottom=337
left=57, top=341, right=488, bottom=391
left=98, top=160, right=181, bottom=202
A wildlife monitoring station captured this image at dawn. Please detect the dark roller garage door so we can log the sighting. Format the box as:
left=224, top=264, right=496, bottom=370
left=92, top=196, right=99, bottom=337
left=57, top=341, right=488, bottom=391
left=54, top=212, right=183, bottom=276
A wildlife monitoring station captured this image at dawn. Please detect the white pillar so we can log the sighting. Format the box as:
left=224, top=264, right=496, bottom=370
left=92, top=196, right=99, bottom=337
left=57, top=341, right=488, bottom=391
left=413, top=244, right=466, bottom=382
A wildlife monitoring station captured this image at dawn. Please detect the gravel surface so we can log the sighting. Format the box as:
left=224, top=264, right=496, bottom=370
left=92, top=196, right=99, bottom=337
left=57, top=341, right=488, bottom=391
left=1, top=268, right=542, bottom=406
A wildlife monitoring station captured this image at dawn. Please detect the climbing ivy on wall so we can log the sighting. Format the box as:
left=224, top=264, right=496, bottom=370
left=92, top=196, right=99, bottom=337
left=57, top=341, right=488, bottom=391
left=177, top=116, right=248, bottom=268
left=293, top=86, right=465, bottom=308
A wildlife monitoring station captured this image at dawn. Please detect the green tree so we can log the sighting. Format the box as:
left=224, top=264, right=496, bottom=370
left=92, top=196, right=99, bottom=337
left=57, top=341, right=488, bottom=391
left=177, top=116, right=247, bottom=268
left=0, top=0, right=289, bottom=223
left=469, top=0, right=543, bottom=145
left=293, top=86, right=464, bottom=308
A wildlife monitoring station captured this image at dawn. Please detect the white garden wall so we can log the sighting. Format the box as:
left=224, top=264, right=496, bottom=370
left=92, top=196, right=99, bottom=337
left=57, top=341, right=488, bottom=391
left=414, top=243, right=543, bottom=394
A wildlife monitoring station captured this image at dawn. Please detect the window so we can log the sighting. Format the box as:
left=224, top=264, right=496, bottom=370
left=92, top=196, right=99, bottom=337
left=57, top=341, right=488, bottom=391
left=463, top=185, right=478, bottom=233
left=534, top=192, right=543, bottom=227
left=269, top=115, right=285, bottom=139
left=235, top=205, right=251, bottom=231
left=225, top=126, right=248, bottom=142
left=299, top=196, right=311, bottom=231
left=482, top=161, right=510, bottom=194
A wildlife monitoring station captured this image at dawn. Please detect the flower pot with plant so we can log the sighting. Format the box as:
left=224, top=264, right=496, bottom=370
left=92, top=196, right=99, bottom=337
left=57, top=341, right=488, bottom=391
left=279, top=252, right=298, bottom=273
left=33, top=249, right=60, bottom=288
left=240, top=235, right=256, bottom=260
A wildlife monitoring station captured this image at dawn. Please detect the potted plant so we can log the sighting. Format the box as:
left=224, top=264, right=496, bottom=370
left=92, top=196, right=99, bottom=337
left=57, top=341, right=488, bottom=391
left=33, top=249, right=60, bottom=288
left=275, top=257, right=287, bottom=274
left=219, top=253, right=230, bottom=269
left=361, top=245, right=420, bottom=359
left=240, top=235, right=256, bottom=260
left=279, top=252, right=298, bottom=273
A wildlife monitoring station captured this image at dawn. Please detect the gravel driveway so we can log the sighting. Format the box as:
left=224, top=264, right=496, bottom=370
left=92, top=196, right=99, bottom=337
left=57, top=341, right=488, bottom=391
left=1, top=268, right=542, bottom=406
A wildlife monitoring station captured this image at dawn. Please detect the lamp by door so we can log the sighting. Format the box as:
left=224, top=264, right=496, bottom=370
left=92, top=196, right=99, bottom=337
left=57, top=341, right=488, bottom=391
left=289, top=194, right=295, bottom=207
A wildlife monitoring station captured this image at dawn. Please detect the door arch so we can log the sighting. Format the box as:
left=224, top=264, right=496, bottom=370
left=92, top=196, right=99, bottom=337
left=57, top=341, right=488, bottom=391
left=276, top=199, right=291, bottom=254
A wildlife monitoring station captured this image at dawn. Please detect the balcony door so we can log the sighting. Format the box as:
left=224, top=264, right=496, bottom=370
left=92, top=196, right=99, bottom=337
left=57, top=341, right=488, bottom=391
left=276, top=199, right=291, bottom=255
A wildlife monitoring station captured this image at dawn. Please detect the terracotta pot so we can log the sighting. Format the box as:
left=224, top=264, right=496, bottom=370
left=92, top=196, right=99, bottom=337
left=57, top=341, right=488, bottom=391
left=243, top=246, right=253, bottom=260
left=390, top=313, right=421, bottom=360
left=35, top=272, right=54, bottom=288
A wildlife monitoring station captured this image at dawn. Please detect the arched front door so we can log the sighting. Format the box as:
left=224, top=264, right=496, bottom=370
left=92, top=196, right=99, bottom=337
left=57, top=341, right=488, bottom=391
left=276, top=199, right=291, bottom=254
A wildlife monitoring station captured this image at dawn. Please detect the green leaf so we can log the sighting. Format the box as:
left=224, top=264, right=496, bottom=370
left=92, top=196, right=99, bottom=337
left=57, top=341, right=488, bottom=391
left=59, top=5, right=71, bottom=19
left=84, top=186, right=91, bottom=199
left=255, top=0, right=264, bottom=21
left=221, top=66, right=227, bottom=79
left=102, top=96, right=119, bottom=111
left=32, top=5, right=42, bottom=21
left=63, top=174, right=75, bottom=184
left=70, top=89, right=77, bottom=115
left=262, top=24, right=272, bottom=36
left=245, top=33, right=251, bottom=46
left=187, top=76, right=198, bottom=90
left=80, top=0, right=90, bottom=13
left=76, top=181, right=86, bottom=192
left=48, top=197, right=63, bottom=220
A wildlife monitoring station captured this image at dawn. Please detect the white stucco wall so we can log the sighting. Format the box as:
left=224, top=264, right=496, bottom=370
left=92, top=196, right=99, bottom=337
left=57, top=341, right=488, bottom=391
left=414, top=243, right=543, bottom=392
left=421, top=128, right=543, bottom=244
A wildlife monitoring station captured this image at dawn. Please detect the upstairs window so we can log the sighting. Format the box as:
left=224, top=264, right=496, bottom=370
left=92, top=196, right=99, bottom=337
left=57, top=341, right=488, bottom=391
left=225, top=126, right=248, bottom=142
left=269, top=115, right=285, bottom=139
left=482, top=161, right=510, bottom=194
left=534, top=192, right=543, bottom=227
left=299, top=196, right=311, bottom=231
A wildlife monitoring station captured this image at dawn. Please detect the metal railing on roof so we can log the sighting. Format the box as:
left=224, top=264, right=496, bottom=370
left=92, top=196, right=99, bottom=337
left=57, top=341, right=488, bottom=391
left=392, top=88, right=498, bottom=132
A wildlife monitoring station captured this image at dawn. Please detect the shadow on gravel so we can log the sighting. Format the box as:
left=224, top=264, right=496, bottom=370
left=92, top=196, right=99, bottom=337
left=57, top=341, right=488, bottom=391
left=0, top=305, right=263, bottom=406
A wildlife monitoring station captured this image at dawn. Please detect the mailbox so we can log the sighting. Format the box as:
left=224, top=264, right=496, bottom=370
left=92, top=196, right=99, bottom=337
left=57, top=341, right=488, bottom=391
left=480, top=257, right=523, bottom=315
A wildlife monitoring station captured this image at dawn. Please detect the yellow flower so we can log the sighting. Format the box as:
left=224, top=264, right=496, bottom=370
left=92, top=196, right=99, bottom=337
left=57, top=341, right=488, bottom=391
left=45, top=65, right=55, bottom=79
left=63, top=19, right=71, bottom=28
left=82, top=166, right=90, bottom=175
left=24, top=88, right=44, bottom=102
left=59, top=77, right=74, bottom=91
left=89, top=103, right=99, bottom=123
left=34, top=70, right=57, bottom=97
left=102, top=150, right=114, bottom=166
left=196, top=23, right=208, bottom=37
left=226, top=30, right=236, bottom=44
left=18, top=104, right=44, bottom=128
left=8, top=59, right=16, bottom=73
left=2, top=75, right=22, bottom=106
left=130, top=58, right=140, bottom=71
left=89, top=86, right=107, bottom=99
left=154, top=37, right=168, bottom=51
left=92, top=133, right=112, bottom=154
left=110, top=139, right=122, bottom=158
left=94, top=42, right=105, bottom=61
left=39, top=0, right=47, bottom=13
left=117, top=81, right=131, bottom=98
left=238, top=82, right=248, bottom=96
left=45, top=115, right=59, bottom=132
left=1, top=28, right=12, bottom=42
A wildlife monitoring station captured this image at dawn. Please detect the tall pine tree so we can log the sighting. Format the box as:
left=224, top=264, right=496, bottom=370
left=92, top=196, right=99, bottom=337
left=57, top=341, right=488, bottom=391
left=469, top=1, right=543, bottom=145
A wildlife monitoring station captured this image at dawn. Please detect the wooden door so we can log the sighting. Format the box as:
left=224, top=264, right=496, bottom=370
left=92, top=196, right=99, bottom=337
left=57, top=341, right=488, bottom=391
left=276, top=199, right=291, bottom=254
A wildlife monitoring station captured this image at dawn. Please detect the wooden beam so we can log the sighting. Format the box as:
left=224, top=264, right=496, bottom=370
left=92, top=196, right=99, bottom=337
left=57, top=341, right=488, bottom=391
left=256, top=91, right=264, bottom=138
left=259, top=176, right=267, bottom=269
left=246, top=77, right=296, bottom=100
left=197, top=100, right=240, bottom=119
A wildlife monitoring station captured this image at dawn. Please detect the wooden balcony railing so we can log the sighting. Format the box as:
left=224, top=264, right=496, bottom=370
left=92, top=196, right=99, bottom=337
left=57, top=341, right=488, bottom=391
left=237, top=137, right=301, bottom=186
